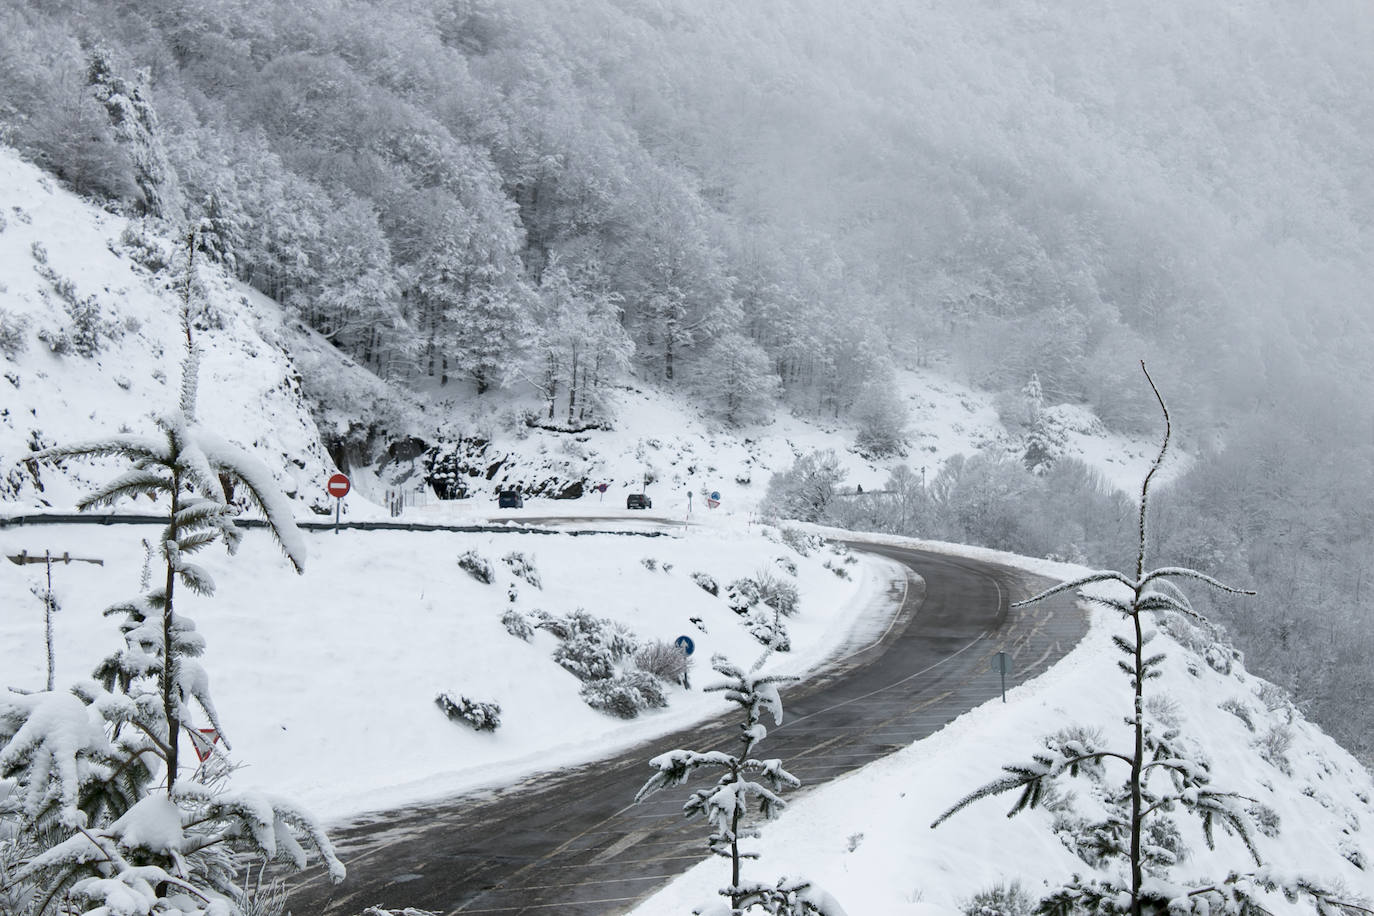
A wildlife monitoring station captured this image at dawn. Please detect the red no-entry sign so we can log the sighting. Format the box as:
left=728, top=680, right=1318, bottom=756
left=327, top=473, right=351, bottom=498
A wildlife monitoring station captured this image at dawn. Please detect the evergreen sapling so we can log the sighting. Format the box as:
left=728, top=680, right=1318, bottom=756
left=931, top=363, right=1368, bottom=916
left=636, top=654, right=846, bottom=915
left=0, top=309, right=343, bottom=914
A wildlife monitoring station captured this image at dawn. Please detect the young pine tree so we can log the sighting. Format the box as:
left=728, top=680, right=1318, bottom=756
left=931, top=363, right=1366, bottom=916
left=0, top=313, right=343, bottom=915
left=635, top=655, right=846, bottom=916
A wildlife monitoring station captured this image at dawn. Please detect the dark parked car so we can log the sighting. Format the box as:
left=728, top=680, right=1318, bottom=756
left=626, top=493, right=652, bottom=510
left=497, top=490, right=524, bottom=508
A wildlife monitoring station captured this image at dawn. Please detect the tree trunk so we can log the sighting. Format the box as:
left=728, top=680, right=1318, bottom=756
left=162, top=470, right=181, bottom=796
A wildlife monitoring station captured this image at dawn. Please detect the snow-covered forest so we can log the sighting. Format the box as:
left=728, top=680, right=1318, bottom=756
left=2, top=0, right=1374, bottom=911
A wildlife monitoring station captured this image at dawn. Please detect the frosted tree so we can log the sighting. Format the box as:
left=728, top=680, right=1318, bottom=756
left=932, top=364, right=1366, bottom=916
left=688, top=331, right=782, bottom=427
left=763, top=450, right=847, bottom=524
left=636, top=655, right=845, bottom=916
left=0, top=315, right=344, bottom=914
left=86, top=46, right=183, bottom=219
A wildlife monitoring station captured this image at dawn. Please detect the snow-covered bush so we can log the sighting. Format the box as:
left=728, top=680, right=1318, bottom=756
left=746, top=605, right=791, bottom=652
left=691, top=571, right=719, bottom=596
left=726, top=576, right=763, bottom=614
left=502, top=551, right=541, bottom=588
left=501, top=608, right=535, bottom=641
left=754, top=568, right=800, bottom=617
left=641, top=556, right=658, bottom=571
left=458, top=550, right=494, bottom=584
left=774, top=555, right=798, bottom=576
left=579, top=671, right=667, bottom=719
left=548, top=610, right=637, bottom=681
left=1255, top=723, right=1294, bottom=774
left=961, top=881, right=1034, bottom=916
left=1221, top=697, right=1256, bottom=731
left=779, top=525, right=824, bottom=557
left=634, top=640, right=692, bottom=683
left=0, top=308, right=29, bottom=360
left=435, top=693, right=501, bottom=732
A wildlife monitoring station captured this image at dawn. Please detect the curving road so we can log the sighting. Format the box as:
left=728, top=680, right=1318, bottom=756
left=287, top=543, right=1086, bottom=915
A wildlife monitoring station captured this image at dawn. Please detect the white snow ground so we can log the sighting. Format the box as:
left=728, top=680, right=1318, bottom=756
left=2, top=146, right=1368, bottom=912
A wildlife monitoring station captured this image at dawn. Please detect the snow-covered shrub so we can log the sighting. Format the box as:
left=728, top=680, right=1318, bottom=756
left=754, top=569, right=800, bottom=617
left=1220, top=697, right=1256, bottom=731
left=1248, top=802, right=1281, bottom=838
left=726, top=576, right=763, bottom=614
left=458, top=550, right=494, bottom=584
left=1257, top=680, right=1290, bottom=712
left=1159, top=611, right=1208, bottom=654
left=634, top=640, right=691, bottom=682
left=774, top=556, right=798, bottom=576
left=1339, top=841, right=1366, bottom=870
left=641, top=556, right=658, bottom=571
left=1145, top=693, right=1181, bottom=729
left=962, top=881, right=1034, bottom=916
left=502, top=551, right=541, bottom=588
left=823, top=560, right=851, bottom=579
left=1255, top=723, right=1294, bottom=774
left=118, top=221, right=171, bottom=272
left=549, top=611, right=637, bottom=681
left=501, top=609, right=534, bottom=641
left=0, top=309, right=28, bottom=360
left=779, top=525, right=824, bottom=557
left=691, top=571, right=719, bottom=595
left=435, top=693, right=501, bottom=732
left=746, top=605, right=791, bottom=652
left=1203, top=643, right=1234, bottom=675
left=580, top=671, right=667, bottom=719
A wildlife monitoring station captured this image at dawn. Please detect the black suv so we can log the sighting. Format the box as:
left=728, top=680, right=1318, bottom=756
left=497, top=490, right=524, bottom=508
left=626, top=493, right=652, bottom=510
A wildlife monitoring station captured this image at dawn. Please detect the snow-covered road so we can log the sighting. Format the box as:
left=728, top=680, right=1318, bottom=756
left=285, top=543, right=1085, bottom=915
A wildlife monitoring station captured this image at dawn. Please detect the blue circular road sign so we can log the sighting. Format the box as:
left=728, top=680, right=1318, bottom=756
left=675, top=635, right=695, bottom=656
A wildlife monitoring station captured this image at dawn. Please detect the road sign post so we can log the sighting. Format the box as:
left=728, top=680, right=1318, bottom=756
left=991, top=651, right=1012, bottom=703
left=8, top=550, right=104, bottom=690
left=675, top=635, right=695, bottom=689
left=327, top=473, right=351, bottom=534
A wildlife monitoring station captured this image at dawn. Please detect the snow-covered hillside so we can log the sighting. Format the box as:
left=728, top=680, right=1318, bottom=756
left=630, top=539, right=1374, bottom=915
left=0, top=144, right=1179, bottom=520
left=8, top=143, right=1362, bottom=916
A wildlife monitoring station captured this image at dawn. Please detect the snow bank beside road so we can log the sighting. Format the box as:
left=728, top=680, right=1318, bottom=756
left=1, top=521, right=890, bottom=820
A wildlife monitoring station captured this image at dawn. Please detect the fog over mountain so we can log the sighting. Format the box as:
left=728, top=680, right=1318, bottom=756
left=1, top=0, right=1371, bottom=758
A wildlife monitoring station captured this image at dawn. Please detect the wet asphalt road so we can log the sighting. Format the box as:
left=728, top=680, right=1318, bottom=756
left=287, top=543, right=1085, bottom=915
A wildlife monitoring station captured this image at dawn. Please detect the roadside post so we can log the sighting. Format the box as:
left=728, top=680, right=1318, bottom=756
left=991, top=650, right=1011, bottom=702
left=675, top=634, right=695, bottom=688
left=8, top=549, right=104, bottom=690
left=327, top=473, right=350, bottom=534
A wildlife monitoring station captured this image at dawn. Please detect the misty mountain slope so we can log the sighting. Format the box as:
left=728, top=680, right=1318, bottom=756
left=0, top=143, right=1180, bottom=520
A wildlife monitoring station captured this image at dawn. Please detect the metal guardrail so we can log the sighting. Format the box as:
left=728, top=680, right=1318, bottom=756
left=0, top=512, right=670, bottom=537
